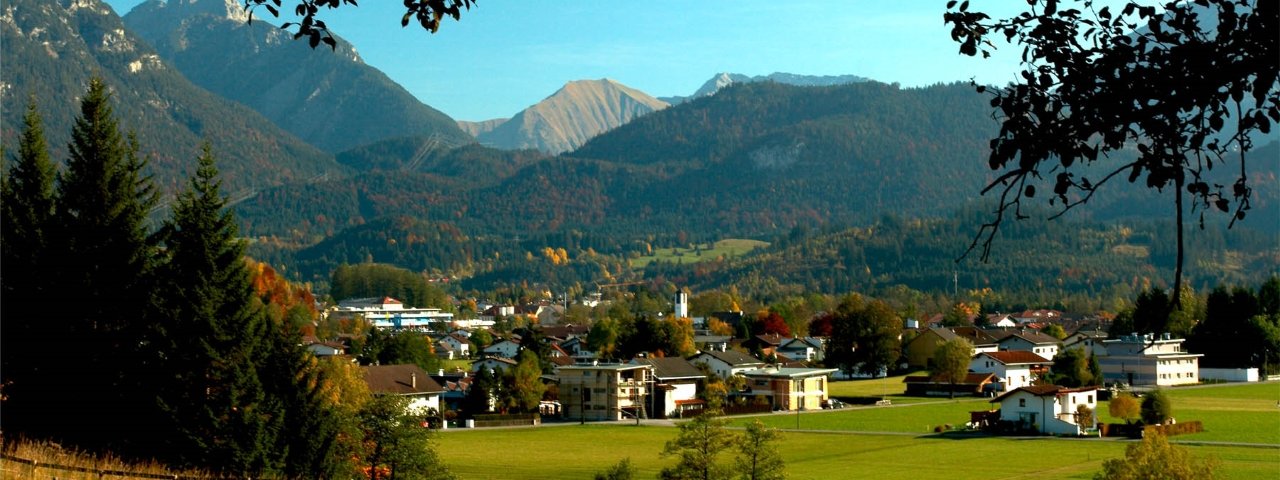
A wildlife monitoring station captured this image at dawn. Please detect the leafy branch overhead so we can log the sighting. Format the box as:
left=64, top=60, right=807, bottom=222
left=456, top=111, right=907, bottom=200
left=244, top=0, right=476, bottom=49
left=944, top=0, right=1278, bottom=263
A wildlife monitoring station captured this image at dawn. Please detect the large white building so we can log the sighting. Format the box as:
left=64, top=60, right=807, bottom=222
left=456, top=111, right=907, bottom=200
left=330, top=297, right=454, bottom=330
left=1099, top=333, right=1202, bottom=386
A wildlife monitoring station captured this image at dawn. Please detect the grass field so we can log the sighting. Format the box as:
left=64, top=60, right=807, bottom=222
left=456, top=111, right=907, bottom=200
left=1092, top=383, right=1280, bottom=445
left=629, top=239, right=768, bottom=269
left=826, top=372, right=936, bottom=404
left=435, top=382, right=1280, bottom=479
left=435, top=425, right=1277, bottom=479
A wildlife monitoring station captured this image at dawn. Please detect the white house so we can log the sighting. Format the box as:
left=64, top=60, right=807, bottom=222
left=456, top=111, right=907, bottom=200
left=1063, top=329, right=1109, bottom=357
left=970, top=351, right=1052, bottom=393
left=1099, top=333, right=1202, bottom=386
left=777, top=337, right=826, bottom=362
left=331, top=297, right=454, bottom=330
left=482, top=339, right=522, bottom=359
left=631, top=357, right=705, bottom=418
left=438, top=333, right=472, bottom=358
left=997, top=331, right=1062, bottom=360
left=363, top=364, right=445, bottom=415
left=471, top=356, right=519, bottom=375
left=689, top=350, right=766, bottom=379
left=992, top=385, right=1098, bottom=435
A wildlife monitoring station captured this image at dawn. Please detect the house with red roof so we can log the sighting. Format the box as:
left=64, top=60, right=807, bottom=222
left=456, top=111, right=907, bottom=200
left=970, top=351, right=1052, bottom=393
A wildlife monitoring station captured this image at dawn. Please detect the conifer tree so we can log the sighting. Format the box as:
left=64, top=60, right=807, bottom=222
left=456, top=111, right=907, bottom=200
left=47, top=78, right=161, bottom=451
left=155, top=143, right=281, bottom=475
left=0, top=98, right=59, bottom=435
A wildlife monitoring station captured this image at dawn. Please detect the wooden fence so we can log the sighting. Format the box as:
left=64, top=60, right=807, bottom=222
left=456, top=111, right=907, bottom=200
left=0, top=454, right=261, bottom=480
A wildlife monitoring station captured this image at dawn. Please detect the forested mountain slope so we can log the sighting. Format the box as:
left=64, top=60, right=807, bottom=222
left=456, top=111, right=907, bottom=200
left=0, top=0, right=343, bottom=192
left=122, top=0, right=472, bottom=153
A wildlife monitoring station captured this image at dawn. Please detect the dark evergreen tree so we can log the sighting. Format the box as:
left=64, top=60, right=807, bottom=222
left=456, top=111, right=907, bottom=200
left=155, top=143, right=281, bottom=475
left=0, top=98, right=59, bottom=436
left=47, top=78, right=162, bottom=452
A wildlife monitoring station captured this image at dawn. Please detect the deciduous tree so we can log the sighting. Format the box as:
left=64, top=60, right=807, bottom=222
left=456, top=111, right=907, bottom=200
left=735, top=420, right=785, bottom=480
left=1108, top=392, right=1141, bottom=424
left=931, top=338, right=975, bottom=399
left=661, top=412, right=737, bottom=480
left=1095, top=432, right=1218, bottom=479
left=945, top=0, right=1279, bottom=318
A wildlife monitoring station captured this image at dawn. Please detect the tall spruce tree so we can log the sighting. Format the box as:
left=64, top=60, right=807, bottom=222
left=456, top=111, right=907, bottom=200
left=0, top=98, right=59, bottom=436
left=46, top=78, right=162, bottom=451
left=155, top=143, right=282, bottom=475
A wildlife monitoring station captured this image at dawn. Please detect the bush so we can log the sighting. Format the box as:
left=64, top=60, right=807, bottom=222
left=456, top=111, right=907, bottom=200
left=1143, top=421, right=1204, bottom=438
left=1140, top=388, right=1173, bottom=425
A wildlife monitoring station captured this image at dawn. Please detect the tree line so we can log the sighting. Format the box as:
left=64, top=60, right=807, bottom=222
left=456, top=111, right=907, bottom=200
left=0, top=79, right=452, bottom=479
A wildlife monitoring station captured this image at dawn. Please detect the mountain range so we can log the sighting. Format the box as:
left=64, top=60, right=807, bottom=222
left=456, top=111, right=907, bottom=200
left=0, top=0, right=343, bottom=193
left=461, top=78, right=669, bottom=155
left=121, top=0, right=471, bottom=153
left=4, top=0, right=1275, bottom=295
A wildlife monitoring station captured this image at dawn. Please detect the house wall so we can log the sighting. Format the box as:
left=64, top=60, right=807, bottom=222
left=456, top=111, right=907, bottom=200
left=1001, top=337, right=1059, bottom=360
left=1200, top=367, right=1259, bottom=382
left=559, top=367, right=651, bottom=421
left=405, top=394, right=440, bottom=415
left=484, top=341, right=521, bottom=358
left=970, top=357, right=1034, bottom=392
left=748, top=375, right=828, bottom=411
left=905, top=332, right=946, bottom=368
left=1100, top=356, right=1200, bottom=386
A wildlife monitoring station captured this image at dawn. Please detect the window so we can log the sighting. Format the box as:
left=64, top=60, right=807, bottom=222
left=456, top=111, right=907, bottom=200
left=1087, top=394, right=1093, bottom=403
left=1019, top=398, right=1026, bottom=407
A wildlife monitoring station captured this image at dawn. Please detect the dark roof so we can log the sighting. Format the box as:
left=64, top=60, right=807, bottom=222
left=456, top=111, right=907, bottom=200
left=694, top=350, right=765, bottom=367
left=951, top=326, right=998, bottom=344
left=748, top=333, right=787, bottom=347
left=633, top=357, right=705, bottom=380
left=694, top=335, right=732, bottom=343
left=979, top=351, right=1052, bottom=365
left=998, top=331, right=1062, bottom=345
left=991, top=384, right=1098, bottom=403
left=363, top=364, right=445, bottom=395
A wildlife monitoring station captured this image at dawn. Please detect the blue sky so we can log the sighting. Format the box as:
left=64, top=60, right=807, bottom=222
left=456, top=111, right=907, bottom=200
left=103, top=1, right=1059, bottom=121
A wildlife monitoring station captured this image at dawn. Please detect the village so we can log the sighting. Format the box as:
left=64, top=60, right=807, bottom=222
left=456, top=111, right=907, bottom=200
left=311, top=291, right=1263, bottom=439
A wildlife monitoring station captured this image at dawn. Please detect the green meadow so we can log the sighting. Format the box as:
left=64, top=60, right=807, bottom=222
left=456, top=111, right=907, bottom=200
left=435, top=382, right=1280, bottom=479
left=629, top=239, right=769, bottom=269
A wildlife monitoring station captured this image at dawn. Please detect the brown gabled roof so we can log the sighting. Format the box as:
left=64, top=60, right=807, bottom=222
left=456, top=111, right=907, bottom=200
left=633, top=357, right=705, bottom=380
left=999, top=331, right=1062, bottom=345
left=363, top=364, right=445, bottom=395
left=979, top=350, right=1052, bottom=365
left=990, top=384, right=1097, bottom=403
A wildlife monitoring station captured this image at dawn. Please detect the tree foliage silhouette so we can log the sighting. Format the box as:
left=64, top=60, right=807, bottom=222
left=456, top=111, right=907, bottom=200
left=244, top=0, right=475, bottom=49
left=945, top=0, right=1278, bottom=313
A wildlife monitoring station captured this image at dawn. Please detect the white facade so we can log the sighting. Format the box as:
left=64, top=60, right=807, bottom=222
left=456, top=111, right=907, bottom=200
left=999, top=335, right=1060, bottom=360
left=995, top=386, right=1097, bottom=435
left=969, top=351, right=1050, bottom=393
left=483, top=339, right=522, bottom=359
left=331, top=297, right=454, bottom=330
left=674, top=291, right=689, bottom=319
left=1100, top=334, right=1202, bottom=386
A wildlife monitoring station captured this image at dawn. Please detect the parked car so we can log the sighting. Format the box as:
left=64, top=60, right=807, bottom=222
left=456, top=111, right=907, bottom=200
left=822, top=399, right=845, bottom=409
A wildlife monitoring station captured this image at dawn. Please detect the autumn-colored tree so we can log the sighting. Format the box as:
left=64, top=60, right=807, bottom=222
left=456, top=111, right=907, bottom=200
left=1095, top=432, right=1218, bottom=480
left=754, top=310, right=792, bottom=337
left=511, top=349, right=547, bottom=413
left=1109, top=392, right=1141, bottom=424
left=707, top=317, right=736, bottom=337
